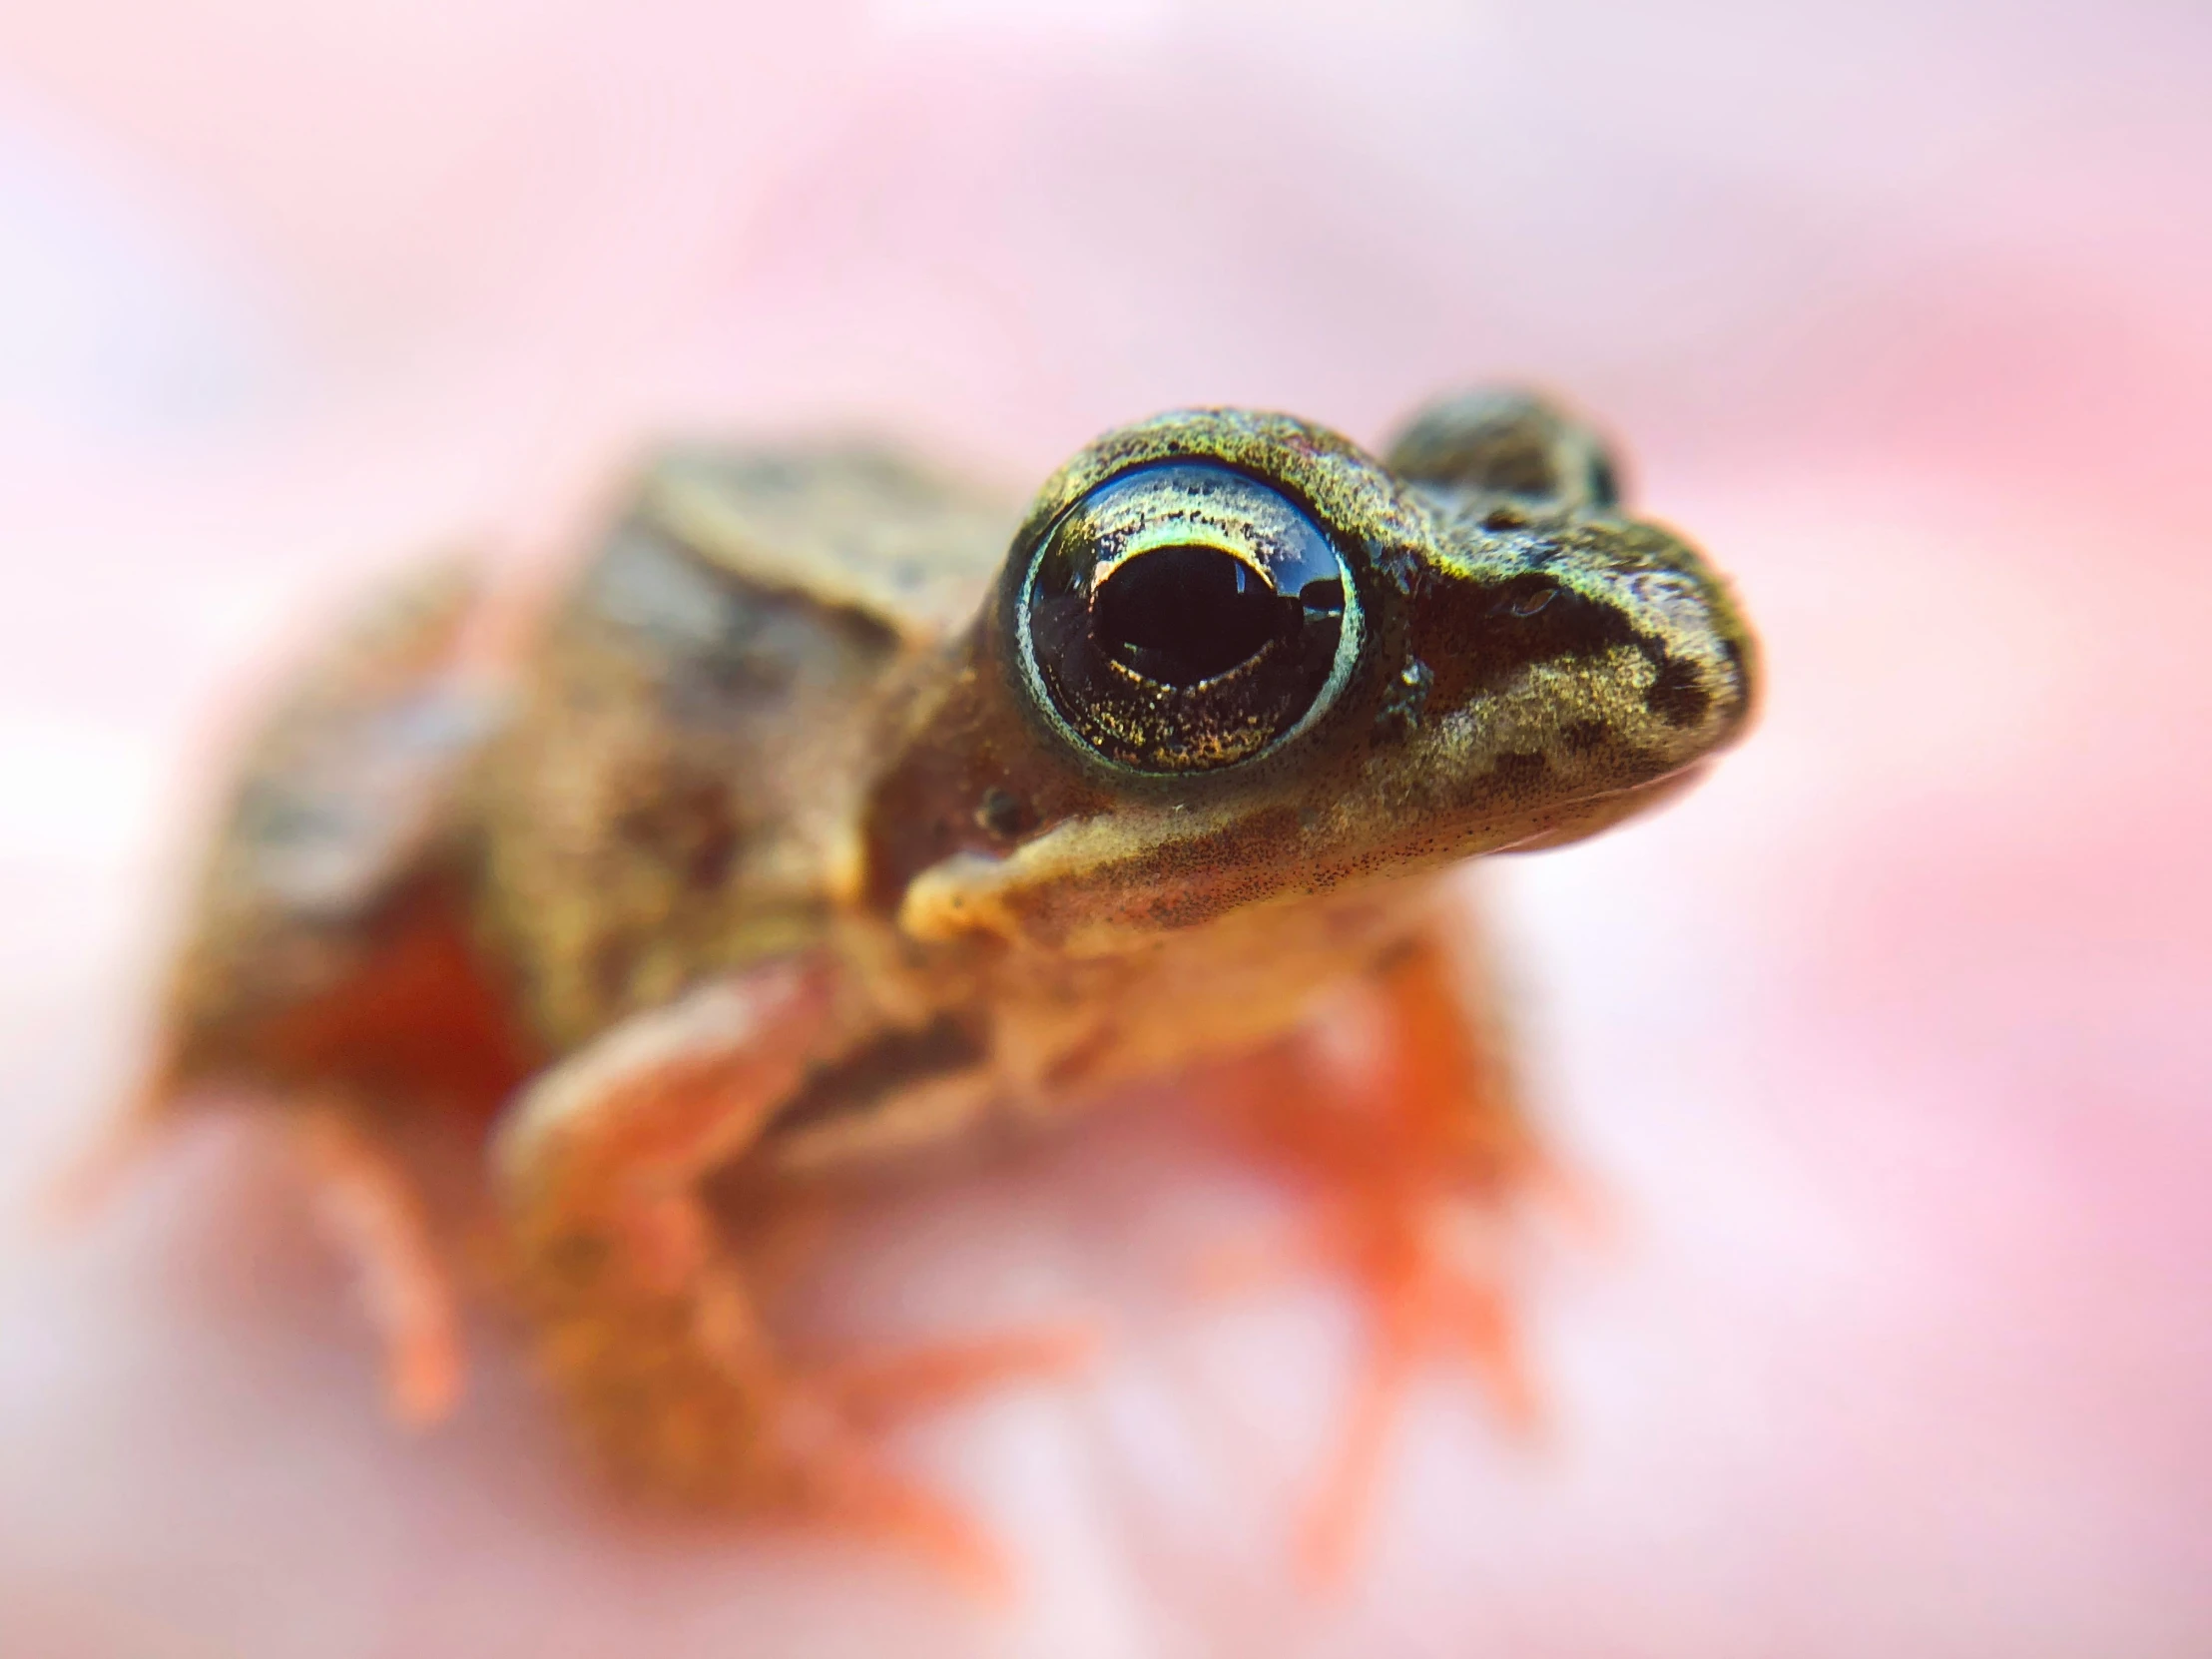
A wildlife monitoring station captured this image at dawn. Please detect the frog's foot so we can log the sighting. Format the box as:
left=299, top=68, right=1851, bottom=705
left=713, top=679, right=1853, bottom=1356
left=761, top=1318, right=1098, bottom=1596
left=45, top=1079, right=464, bottom=1426
left=291, top=1101, right=466, bottom=1426
left=1205, top=931, right=1567, bottom=1584
left=496, top=963, right=1093, bottom=1594
left=1259, top=1150, right=1542, bottom=1584
left=534, top=1252, right=1093, bottom=1597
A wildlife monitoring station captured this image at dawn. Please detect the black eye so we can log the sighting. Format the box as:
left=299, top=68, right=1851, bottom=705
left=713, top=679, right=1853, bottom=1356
left=1014, top=462, right=1362, bottom=773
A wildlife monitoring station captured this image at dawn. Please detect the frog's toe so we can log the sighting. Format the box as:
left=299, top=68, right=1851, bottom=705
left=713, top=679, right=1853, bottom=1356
left=774, top=1325, right=1099, bottom=1600
left=292, top=1102, right=467, bottom=1426
left=1198, top=1140, right=1550, bottom=1582
left=746, top=1318, right=1098, bottom=1599
left=535, top=1263, right=1092, bottom=1598
left=1197, top=931, right=1575, bottom=1584
left=744, top=1362, right=1017, bottom=1602
left=809, top=1321, right=1100, bottom=1432
left=1289, top=1187, right=1541, bottom=1584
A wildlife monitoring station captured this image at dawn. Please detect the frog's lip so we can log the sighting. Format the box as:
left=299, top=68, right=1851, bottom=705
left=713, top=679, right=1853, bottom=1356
left=1493, top=761, right=1714, bottom=855
left=899, top=758, right=1719, bottom=951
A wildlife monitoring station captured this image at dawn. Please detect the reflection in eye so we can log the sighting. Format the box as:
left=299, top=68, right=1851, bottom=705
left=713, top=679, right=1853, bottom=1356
left=1016, top=463, right=1364, bottom=774
left=1092, top=543, right=1291, bottom=688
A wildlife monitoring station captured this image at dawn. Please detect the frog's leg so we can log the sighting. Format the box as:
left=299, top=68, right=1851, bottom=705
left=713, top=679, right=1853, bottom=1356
left=54, top=1077, right=471, bottom=1427
left=491, top=959, right=1089, bottom=1596
left=290, top=1097, right=466, bottom=1424
left=1211, top=924, right=1570, bottom=1582
left=89, top=865, right=533, bottom=1427
left=72, top=562, right=533, bottom=1423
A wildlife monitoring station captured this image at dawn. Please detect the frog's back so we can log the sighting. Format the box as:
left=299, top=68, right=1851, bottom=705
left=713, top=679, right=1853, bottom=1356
left=642, top=446, right=1010, bottom=642
left=472, top=444, right=1016, bottom=1054
left=150, top=561, right=535, bottom=1112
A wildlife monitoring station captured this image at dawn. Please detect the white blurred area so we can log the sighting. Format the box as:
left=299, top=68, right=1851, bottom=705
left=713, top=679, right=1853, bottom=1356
left=1, top=3, right=2207, bottom=1655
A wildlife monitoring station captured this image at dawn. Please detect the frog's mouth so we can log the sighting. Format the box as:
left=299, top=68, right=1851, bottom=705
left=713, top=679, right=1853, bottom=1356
left=1493, top=761, right=1714, bottom=854
left=894, top=754, right=1714, bottom=954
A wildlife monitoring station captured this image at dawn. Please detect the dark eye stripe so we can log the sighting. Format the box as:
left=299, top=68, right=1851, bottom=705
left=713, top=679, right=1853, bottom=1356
left=1408, top=571, right=1715, bottom=725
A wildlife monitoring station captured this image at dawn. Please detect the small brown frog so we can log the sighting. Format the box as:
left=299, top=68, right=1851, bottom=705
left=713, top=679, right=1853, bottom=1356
left=118, top=391, right=1756, bottom=1586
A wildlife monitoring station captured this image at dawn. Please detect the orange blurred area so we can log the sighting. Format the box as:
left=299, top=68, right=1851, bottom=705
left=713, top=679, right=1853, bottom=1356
left=1, top=3, right=2206, bottom=1654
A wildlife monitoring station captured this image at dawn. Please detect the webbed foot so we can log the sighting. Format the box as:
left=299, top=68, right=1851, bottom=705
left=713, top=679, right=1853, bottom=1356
left=1207, top=930, right=1581, bottom=1583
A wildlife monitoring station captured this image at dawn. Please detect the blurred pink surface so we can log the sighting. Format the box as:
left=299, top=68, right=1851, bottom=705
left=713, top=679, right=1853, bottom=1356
left=1, top=3, right=2207, bottom=1655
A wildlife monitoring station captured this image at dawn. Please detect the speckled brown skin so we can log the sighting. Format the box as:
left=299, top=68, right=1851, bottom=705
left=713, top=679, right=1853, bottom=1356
left=141, top=392, right=1756, bottom=1575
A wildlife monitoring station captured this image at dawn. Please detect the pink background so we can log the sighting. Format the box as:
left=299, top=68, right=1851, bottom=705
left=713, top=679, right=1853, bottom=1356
left=1, top=2, right=2207, bottom=1654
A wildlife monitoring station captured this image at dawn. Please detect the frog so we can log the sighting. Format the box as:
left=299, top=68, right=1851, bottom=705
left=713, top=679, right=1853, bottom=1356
left=115, top=389, right=1757, bottom=1588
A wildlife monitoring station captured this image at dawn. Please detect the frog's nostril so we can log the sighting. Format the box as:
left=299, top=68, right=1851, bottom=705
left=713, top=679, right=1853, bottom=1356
left=1091, top=546, right=1291, bottom=688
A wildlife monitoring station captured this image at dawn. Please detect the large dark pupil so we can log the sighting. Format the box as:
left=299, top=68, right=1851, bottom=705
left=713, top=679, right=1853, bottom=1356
left=1091, top=545, right=1290, bottom=688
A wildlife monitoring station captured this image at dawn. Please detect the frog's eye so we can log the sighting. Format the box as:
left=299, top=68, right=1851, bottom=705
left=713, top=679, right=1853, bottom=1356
left=1014, top=462, right=1364, bottom=773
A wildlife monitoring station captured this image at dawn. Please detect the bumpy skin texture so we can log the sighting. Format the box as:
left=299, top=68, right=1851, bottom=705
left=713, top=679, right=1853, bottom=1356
left=873, top=401, right=1753, bottom=959
left=143, top=391, right=1757, bottom=1566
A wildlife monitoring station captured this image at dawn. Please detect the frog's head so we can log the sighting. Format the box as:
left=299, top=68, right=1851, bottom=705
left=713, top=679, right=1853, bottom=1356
left=862, top=393, right=1757, bottom=955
